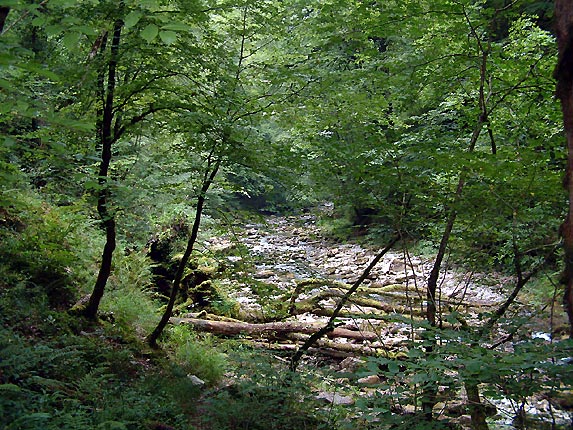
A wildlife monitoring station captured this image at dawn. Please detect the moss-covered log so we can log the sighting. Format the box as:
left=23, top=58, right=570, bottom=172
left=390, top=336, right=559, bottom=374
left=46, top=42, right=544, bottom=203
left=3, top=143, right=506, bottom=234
left=170, top=317, right=381, bottom=341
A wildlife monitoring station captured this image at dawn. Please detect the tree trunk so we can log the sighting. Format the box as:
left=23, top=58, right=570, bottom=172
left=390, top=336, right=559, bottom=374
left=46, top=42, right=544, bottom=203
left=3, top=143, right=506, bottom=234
left=83, top=18, right=123, bottom=319
left=422, top=46, right=489, bottom=421
left=465, top=382, right=489, bottom=430
left=147, top=156, right=221, bottom=347
left=289, top=234, right=400, bottom=371
left=0, top=7, right=9, bottom=33
left=171, top=317, right=380, bottom=341
left=554, top=0, right=573, bottom=339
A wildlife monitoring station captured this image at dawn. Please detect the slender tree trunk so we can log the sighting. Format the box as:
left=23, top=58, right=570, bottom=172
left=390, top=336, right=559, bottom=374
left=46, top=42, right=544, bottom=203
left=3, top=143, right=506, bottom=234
left=0, top=7, right=9, bottom=33
left=83, top=18, right=123, bottom=319
left=289, top=234, right=400, bottom=372
left=147, top=156, right=222, bottom=348
left=466, top=382, right=489, bottom=430
left=422, top=47, right=488, bottom=420
left=554, top=0, right=573, bottom=338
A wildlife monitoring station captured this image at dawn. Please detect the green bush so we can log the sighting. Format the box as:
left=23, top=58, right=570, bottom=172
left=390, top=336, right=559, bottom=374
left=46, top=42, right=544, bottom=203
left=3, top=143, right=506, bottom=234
left=0, top=190, right=99, bottom=308
left=167, top=324, right=227, bottom=386
left=202, top=354, right=326, bottom=430
left=101, top=249, right=160, bottom=336
left=0, top=325, right=193, bottom=430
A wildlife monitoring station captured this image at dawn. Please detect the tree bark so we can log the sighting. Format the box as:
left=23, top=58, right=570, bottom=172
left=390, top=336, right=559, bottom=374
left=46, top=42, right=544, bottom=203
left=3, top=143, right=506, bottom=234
left=465, top=382, right=489, bottom=430
left=83, top=17, right=123, bottom=319
left=171, top=317, right=380, bottom=341
left=554, top=0, right=573, bottom=339
left=147, top=155, right=221, bottom=347
left=0, top=7, right=9, bottom=34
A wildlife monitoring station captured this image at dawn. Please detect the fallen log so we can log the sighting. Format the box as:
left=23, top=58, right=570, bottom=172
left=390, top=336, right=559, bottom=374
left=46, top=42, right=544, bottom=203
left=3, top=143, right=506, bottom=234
left=284, top=332, right=405, bottom=354
left=170, top=317, right=380, bottom=342
left=295, top=288, right=415, bottom=315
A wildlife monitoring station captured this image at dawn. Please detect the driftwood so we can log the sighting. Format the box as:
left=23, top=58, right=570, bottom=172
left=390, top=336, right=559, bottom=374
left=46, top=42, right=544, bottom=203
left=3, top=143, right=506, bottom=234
left=295, top=288, right=414, bottom=315
left=289, top=234, right=402, bottom=371
left=251, top=342, right=356, bottom=359
left=171, top=317, right=380, bottom=342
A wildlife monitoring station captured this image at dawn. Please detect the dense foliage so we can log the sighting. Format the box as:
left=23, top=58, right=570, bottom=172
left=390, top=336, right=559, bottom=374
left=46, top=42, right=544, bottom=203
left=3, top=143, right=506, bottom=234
left=1, top=1, right=573, bottom=429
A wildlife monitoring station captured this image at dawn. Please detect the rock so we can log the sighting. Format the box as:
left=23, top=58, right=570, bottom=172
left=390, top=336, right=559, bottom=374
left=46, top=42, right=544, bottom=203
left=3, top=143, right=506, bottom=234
left=254, top=270, right=275, bottom=279
left=550, top=390, right=573, bottom=410
left=388, top=259, right=407, bottom=274
left=337, top=357, right=363, bottom=372
left=187, top=374, right=205, bottom=386
left=443, top=401, right=467, bottom=417
left=357, top=375, right=381, bottom=385
left=210, top=239, right=236, bottom=252
left=316, top=392, right=355, bottom=406
left=246, top=228, right=259, bottom=236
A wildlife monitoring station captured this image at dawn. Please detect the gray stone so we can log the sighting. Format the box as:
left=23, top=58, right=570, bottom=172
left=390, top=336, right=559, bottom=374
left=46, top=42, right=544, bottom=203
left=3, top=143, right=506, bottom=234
left=316, top=392, right=355, bottom=406
left=187, top=374, right=205, bottom=386
left=357, top=375, right=381, bottom=385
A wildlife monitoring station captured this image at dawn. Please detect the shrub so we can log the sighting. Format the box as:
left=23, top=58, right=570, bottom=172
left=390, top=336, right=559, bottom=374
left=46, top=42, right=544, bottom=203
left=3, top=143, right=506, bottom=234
left=202, top=354, right=326, bottom=430
left=0, top=190, right=99, bottom=308
left=101, top=249, right=160, bottom=336
left=167, top=324, right=227, bottom=386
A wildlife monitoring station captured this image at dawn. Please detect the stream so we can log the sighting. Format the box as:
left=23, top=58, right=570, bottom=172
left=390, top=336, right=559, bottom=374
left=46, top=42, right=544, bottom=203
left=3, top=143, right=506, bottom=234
left=205, top=212, right=572, bottom=429
left=216, top=213, right=506, bottom=325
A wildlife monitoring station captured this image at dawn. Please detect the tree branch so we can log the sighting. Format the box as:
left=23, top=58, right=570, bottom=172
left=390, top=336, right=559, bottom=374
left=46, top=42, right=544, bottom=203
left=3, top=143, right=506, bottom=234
left=289, top=233, right=401, bottom=372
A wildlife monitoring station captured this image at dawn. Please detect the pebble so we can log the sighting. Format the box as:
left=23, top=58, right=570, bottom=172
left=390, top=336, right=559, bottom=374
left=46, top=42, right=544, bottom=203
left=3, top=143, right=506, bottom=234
left=315, top=392, right=355, bottom=406
left=357, top=375, right=381, bottom=385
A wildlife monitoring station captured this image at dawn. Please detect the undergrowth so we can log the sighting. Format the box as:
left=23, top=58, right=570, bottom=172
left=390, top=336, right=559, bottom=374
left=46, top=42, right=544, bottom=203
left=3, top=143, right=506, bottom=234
left=0, top=322, right=194, bottom=430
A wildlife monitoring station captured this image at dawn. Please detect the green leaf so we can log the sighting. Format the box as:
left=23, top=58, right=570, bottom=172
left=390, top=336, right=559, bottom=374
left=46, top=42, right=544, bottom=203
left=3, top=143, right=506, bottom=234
left=161, top=22, right=192, bottom=32
left=2, top=137, right=16, bottom=148
left=16, top=63, right=60, bottom=80
left=0, top=383, right=22, bottom=392
left=140, top=24, right=159, bottom=43
left=124, top=11, right=143, bottom=29
left=97, top=421, right=128, bottom=430
left=31, top=16, right=47, bottom=27
left=159, top=30, right=177, bottom=45
left=45, top=24, right=65, bottom=37
left=75, top=25, right=98, bottom=36
left=62, top=32, right=81, bottom=50
left=387, top=361, right=401, bottom=374
left=51, top=0, right=77, bottom=7
left=84, top=180, right=102, bottom=191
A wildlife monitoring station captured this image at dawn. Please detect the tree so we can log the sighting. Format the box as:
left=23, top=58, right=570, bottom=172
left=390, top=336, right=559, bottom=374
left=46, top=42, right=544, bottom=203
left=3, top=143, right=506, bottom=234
left=555, top=0, right=573, bottom=338
left=147, top=0, right=310, bottom=346
left=277, top=1, right=562, bottom=426
left=71, top=0, right=206, bottom=318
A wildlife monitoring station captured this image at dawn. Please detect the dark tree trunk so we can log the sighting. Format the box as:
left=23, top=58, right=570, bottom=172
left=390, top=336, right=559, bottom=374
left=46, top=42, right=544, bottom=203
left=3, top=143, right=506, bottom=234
left=147, top=156, right=221, bottom=348
left=422, top=47, right=488, bottom=420
left=0, top=7, right=9, bottom=33
left=83, top=18, right=123, bottom=319
left=466, top=382, right=489, bottom=430
left=554, top=0, right=573, bottom=339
